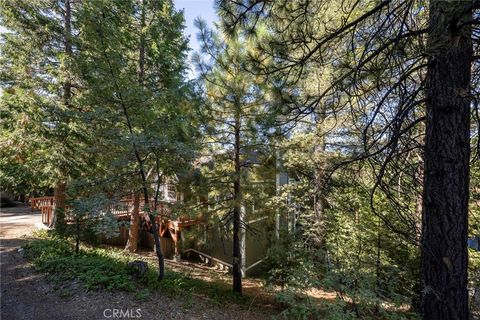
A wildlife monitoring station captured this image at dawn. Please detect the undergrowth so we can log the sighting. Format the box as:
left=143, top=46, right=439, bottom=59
left=22, top=230, right=247, bottom=306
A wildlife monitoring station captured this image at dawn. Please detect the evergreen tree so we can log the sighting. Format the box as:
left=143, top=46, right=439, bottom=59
left=218, top=1, right=479, bottom=318
left=0, top=0, right=88, bottom=232
left=194, top=19, right=272, bottom=294
left=76, top=0, right=196, bottom=279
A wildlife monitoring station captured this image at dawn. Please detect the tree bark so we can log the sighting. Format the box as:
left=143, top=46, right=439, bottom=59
left=53, top=0, right=72, bottom=234
left=135, top=0, right=164, bottom=281
left=125, top=193, right=140, bottom=252
left=421, top=3, right=472, bottom=319
left=142, top=188, right=165, bottom=281
left=63, top=0, right=72, bottom=105
left=95, top=0, right=164, bottom=281
left=313, top=148, right=326, bottom=247
left=415, top=151, right=424, bottom=244
left=232, top=106, right=242, bottom=295
left=53, top=181, right=67, bottom=233
left=313, top=104, right=327, bottom=248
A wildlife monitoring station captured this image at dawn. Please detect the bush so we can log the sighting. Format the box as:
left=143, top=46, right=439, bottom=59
left=263, top=231, right=320, bottom=291
left=22, top=231, right=247, bottom=306
left=23, top=232, right=134, bottom=291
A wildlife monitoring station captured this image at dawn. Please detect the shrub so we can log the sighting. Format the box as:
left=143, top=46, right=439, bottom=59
left=23, top=232, right=135, bottom=291
left=22, top=231, right=247, bottom=306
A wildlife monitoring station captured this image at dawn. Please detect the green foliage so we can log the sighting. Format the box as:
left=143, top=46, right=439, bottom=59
left=93, top=213, right=121, bottom=239
left=74, top=0, right=199, bottom=205
left=263, top=167, right=421, bottom=318
left=23, top=231, right=251, bottom=306
left=275, top=292, right=322, bottom=320
left=321, top=177, right=419, bottom=318
left=263, top=232, right=319, bottom=290
left=1, top=0, right=199, bottom=200
left=23, top=233, right=134, bottom=291
left=0, top=0, right=92, bottom=194
left=263, top=234, right=324, bottom=320
left=68, top=195, right=120, bottom=240
left=469, top=249, right=480, bottom=308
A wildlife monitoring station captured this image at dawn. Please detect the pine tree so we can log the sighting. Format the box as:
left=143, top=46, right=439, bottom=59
left=218, top=1, right=479, bottom=318
left=194, top=19, right=271, bottom=294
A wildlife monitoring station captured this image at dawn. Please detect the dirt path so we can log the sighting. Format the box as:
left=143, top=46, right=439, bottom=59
left=0, top=205, right=272, bottom=320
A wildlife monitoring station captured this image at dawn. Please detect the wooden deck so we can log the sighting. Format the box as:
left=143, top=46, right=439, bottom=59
left=29, top=196, right=203, bottom=257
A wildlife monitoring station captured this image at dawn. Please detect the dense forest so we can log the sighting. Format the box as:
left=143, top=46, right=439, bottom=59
left=0, top=1, right=479, bottom=320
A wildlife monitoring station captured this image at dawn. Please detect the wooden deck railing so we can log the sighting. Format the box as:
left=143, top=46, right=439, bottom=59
left=29, top=196, right=54, bottom=211
left=41, top=206, right=53, bottom=226
left=31, top=195, right=204, bottom=257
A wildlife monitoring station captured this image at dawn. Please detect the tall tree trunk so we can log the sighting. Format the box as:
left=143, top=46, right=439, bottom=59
left=415, top=151, right=424, bottom=243
left=138, top=0, right=145, bottom=84
left=97, top=0, right=165, bottom=281
left=313, top=113, right=327, bottom=248
left=134, top=0, right=164, bottom=281
left=313, top=150, right=326, bottom=247
left=232, top=107, right=242, bottom=295
left=63, top=0, right=72, bottom=105
left=421, top=3, right=472, bottom=319
left=53, top=181, right=66, bottom=233
left=54, top=0, right=72, bottom=235
left=125, top=193, right=140, bottom=252
left=142, top=187, right=165, bottom=281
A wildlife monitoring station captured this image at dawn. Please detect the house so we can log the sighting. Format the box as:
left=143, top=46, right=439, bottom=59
left=29, top=151, right=294, bottom=277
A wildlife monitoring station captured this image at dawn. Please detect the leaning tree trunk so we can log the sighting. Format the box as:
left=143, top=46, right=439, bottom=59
left=137, top=2, right=164, bottom=276
left=125, top=193, right=140, bottom=252
left=143, top=192, right=165, bottom=281
left=421, top=3, right=472, bottom=320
